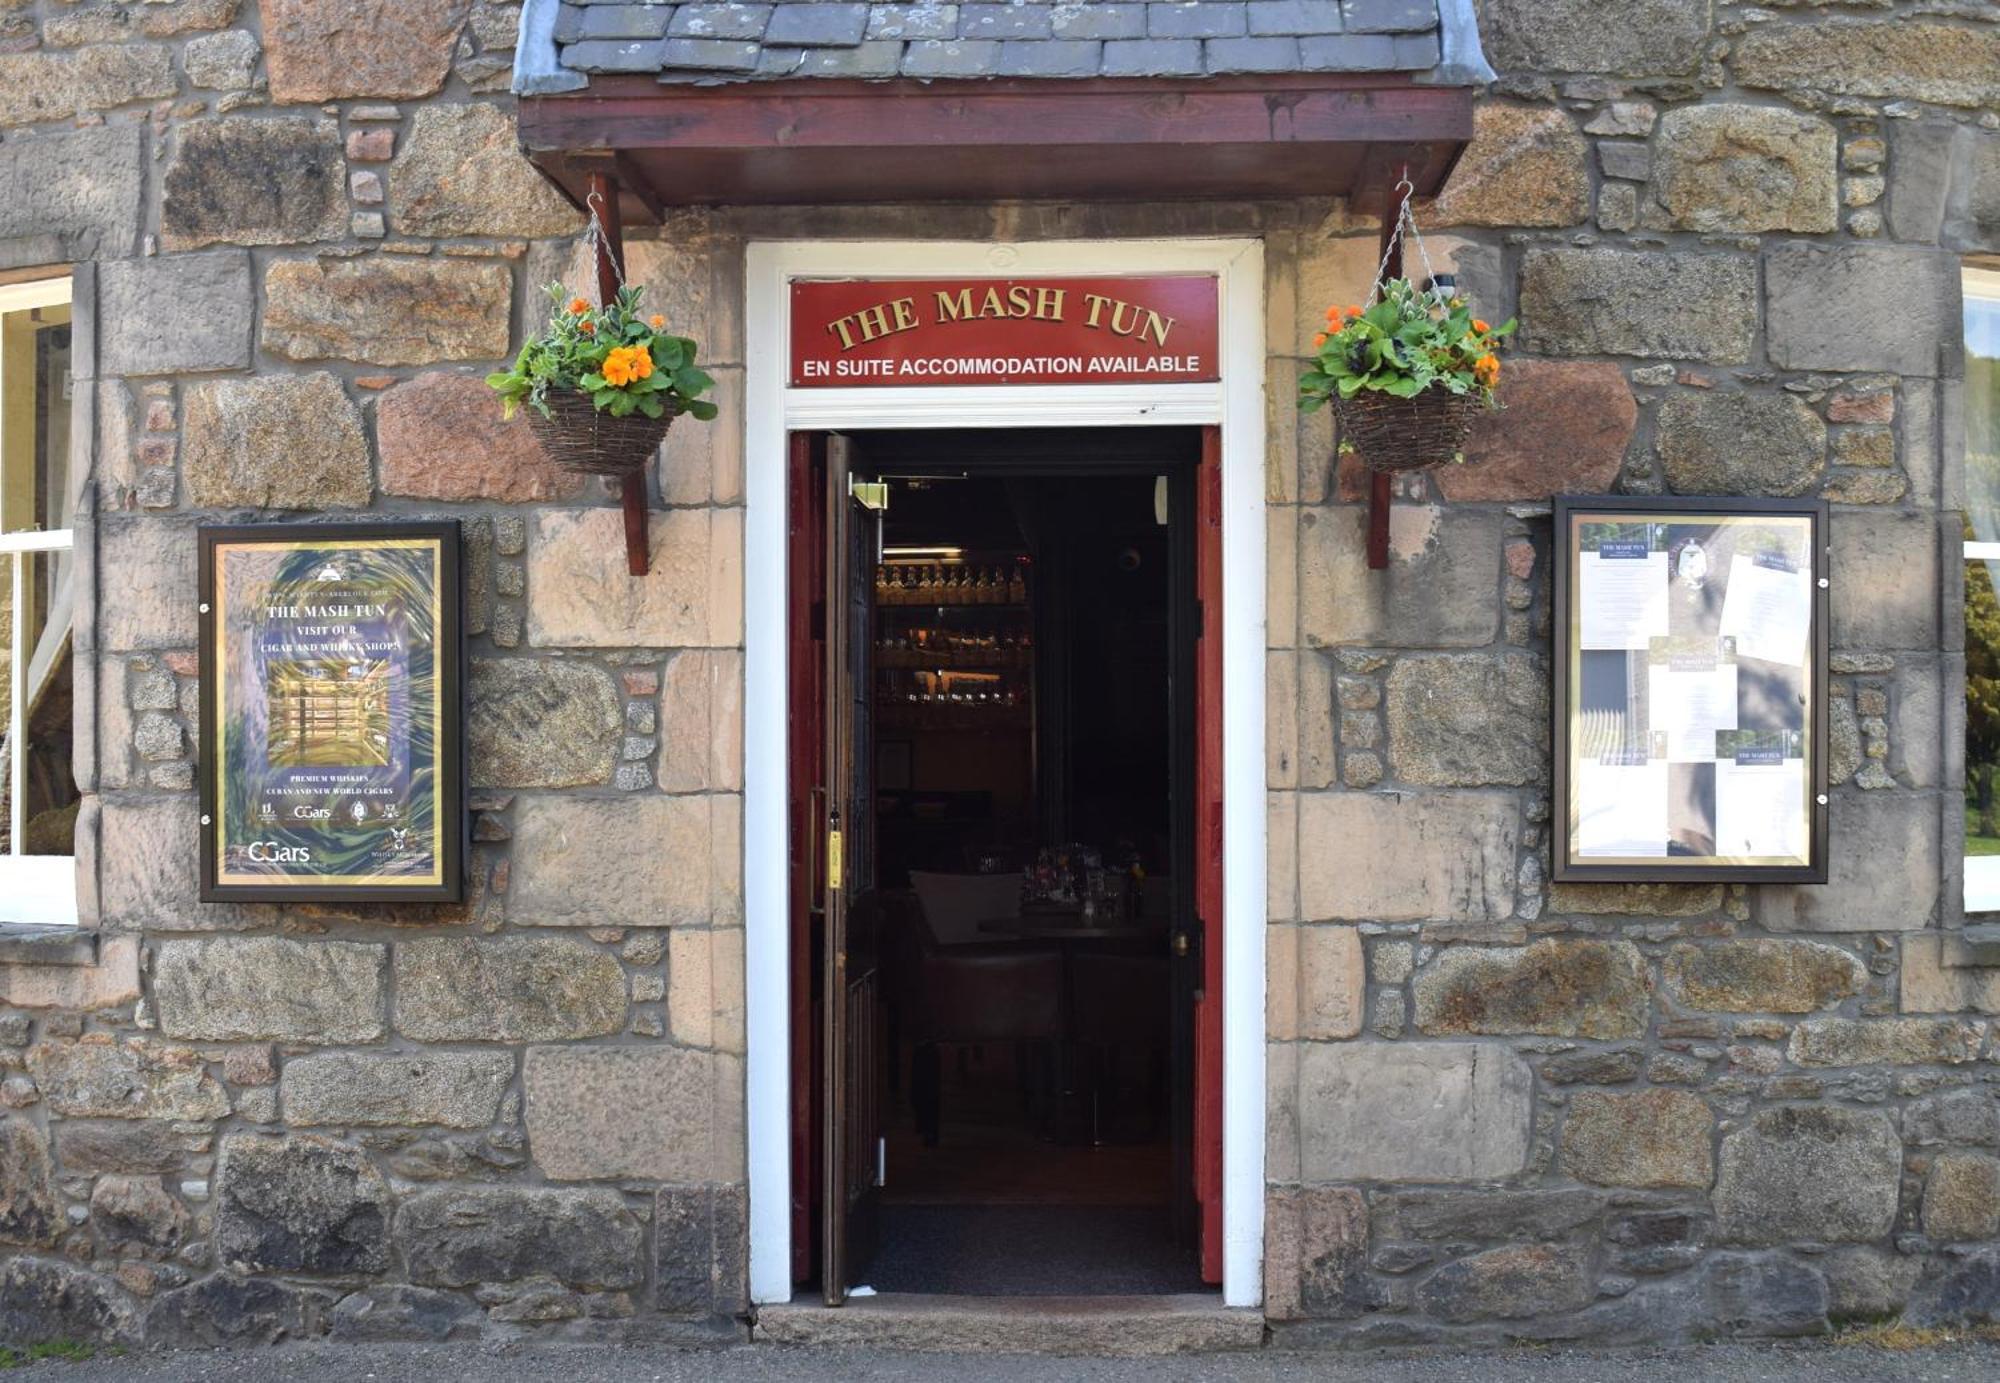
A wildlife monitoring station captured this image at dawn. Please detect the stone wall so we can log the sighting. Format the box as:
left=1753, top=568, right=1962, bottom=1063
left=1262, top=0, right=2000, bottom=1345
left=0, top=0, right=1996, bottom=1354
left=0, top=0, right=750, bottom=1348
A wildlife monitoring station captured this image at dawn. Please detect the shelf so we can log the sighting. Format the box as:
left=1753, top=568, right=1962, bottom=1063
left=879, top=715, right=1032, bottom=734
left=876, top=601, right=1029, bottom=613
left=876, top=651, right=1030, bottom=670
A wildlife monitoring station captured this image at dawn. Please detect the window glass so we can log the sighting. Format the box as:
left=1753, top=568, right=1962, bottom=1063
left=1963, top=267, right=2000, bottom=909
left=0, top=276, right=76, bottom=872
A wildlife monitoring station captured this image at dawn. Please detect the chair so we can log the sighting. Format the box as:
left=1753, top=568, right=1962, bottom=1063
left=888, top=894, right=1064, bottom=1146
left=1067, top=945, right=1171, bottom=1143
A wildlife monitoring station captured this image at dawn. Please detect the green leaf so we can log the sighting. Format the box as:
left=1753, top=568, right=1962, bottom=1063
left=637, top=395, right=666, bottom=419
left=1379, top=375, right=1424, bottom=398
left=581, top=372, right=608, bottom=391
left=674, top=366, right=714, bottom=397
left=687, top=400, right=719, bottom=422
left=1337, top=374, right=1367, bottom=398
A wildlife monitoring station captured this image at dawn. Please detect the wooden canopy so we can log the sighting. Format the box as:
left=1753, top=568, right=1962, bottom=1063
left=518, top=74, right=1474, bottom=220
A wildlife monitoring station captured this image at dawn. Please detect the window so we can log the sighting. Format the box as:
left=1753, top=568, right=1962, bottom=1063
left=1965, top=265, right=2000, bottom=912
left=0, top=274, right=76, bottom=925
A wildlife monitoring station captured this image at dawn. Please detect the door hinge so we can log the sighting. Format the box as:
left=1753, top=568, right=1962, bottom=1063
left=850, top=479, right=889, bottom=512
left=826, top=828, right=844, bottom=889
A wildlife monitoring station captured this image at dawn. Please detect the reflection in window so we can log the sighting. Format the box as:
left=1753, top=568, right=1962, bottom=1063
left=0, top=276, right=76, bottom=868
left=1965, top=266, right=2000, bottom=910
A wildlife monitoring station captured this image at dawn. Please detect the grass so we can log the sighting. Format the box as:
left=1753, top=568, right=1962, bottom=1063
left=0, top=1341, right=97, bottom=1369
left=1836, top=1320, right=2000, bottom=1350
left=1965, top=805, right=2000, bottom=856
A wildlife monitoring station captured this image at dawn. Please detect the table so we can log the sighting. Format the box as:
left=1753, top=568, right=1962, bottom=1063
left=977, top=920, right=1156, bottom=943
left=976, top=917, right=1165, bottom=1144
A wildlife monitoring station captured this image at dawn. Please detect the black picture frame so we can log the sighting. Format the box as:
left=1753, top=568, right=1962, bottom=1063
left=1552, top=495, right=1829, bottom=885
left=198, top=521, right=466, bottom=903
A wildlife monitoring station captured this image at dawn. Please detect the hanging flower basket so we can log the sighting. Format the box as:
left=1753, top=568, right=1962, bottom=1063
left=1298, top=187, right=1514, bottom=476
left=523, top=390, right=678, bottom=477
left=489, top=283, right=719, bottom=479
left=1332, top=387, right=1487, bottom=475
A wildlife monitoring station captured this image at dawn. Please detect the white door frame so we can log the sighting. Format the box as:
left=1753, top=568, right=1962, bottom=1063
left=742, top=237, right=1268, bottom=1309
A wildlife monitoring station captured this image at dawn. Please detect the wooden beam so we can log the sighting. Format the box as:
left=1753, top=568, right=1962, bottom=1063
left=524, top=79, right=1471, bottom=154
left=587, top=169, right=651, bottom=579
left=519, top=76, right=1473, bottom=208
left=615, top=151, right=668, bottom=223
left=1366, top=162, right=1410, bottom=573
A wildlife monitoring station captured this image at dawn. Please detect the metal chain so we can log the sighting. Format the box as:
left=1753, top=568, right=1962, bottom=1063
left=1403, top=186, right=1446, bottom=305
left=1365, top=176, right=1449, bottom=310
left=581, top=187, right=625, bottom=300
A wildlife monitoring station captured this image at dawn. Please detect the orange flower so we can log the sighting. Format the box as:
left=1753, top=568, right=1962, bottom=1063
left=1474, top=353, right=1500, bottom=388
left=1313, top=331, right=1329, bottom=347
left=1325, top=306, right=1342, bottom=324
left=1473, top=319, right=1490, bottom=334
left=577, top=318, right=595, bottom=334
left=649, top=314, right=666, bottom=329
left=601, top=344, right=655, bottom=388
left=1345, top=305, right=1362, bottom=319
left=568, top=297, right=590, bottom=315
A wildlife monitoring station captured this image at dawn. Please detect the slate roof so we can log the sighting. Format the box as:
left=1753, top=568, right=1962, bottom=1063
left=516, top=0, right=1492, bottom=90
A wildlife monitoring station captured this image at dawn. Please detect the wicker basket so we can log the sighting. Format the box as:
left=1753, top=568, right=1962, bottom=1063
left=524, top=390, right=676, bottom=477
left=1334, top=387, right=1482, bottom=475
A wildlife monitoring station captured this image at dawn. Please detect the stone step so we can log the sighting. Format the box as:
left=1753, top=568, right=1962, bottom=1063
left=754, top=1293, right=1265, bottom=1356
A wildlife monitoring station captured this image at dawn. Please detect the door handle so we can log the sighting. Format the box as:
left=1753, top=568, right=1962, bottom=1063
left=1174, top=922, right=1205, bottom=975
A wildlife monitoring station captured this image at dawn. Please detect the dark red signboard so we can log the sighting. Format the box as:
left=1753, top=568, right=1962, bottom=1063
left=789, top=275, right=1220, bottom=388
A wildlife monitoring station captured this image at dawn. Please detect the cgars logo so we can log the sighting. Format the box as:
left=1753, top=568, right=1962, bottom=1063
left=291, top=805, right=332, bottom=819
left=246, top=841, right=312, bottom=864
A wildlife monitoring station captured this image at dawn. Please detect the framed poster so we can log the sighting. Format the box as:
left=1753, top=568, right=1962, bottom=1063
left=198, top=522, right=464, bottom=902
left=1553, top=496, right=1828, bottom=883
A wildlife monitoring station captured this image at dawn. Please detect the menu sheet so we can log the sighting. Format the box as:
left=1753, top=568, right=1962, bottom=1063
left=1568, top=515, right=1815, bottom=868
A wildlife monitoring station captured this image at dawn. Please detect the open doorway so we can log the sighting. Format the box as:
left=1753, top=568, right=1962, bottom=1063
left=790, top=427, right=1221, bottom=1303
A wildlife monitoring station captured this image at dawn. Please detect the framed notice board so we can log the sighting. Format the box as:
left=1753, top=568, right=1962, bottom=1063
left=1553, top=496, right=1828, bottom=883
left=198, top=522, right=464, bottom=902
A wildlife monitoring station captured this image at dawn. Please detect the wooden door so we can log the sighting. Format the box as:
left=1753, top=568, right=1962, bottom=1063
left=785, top=433, right=822, bottom=1287
left=821, top=434, right=883, bottom=1305
left=1193, top=425, right=1224, bottom=1284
